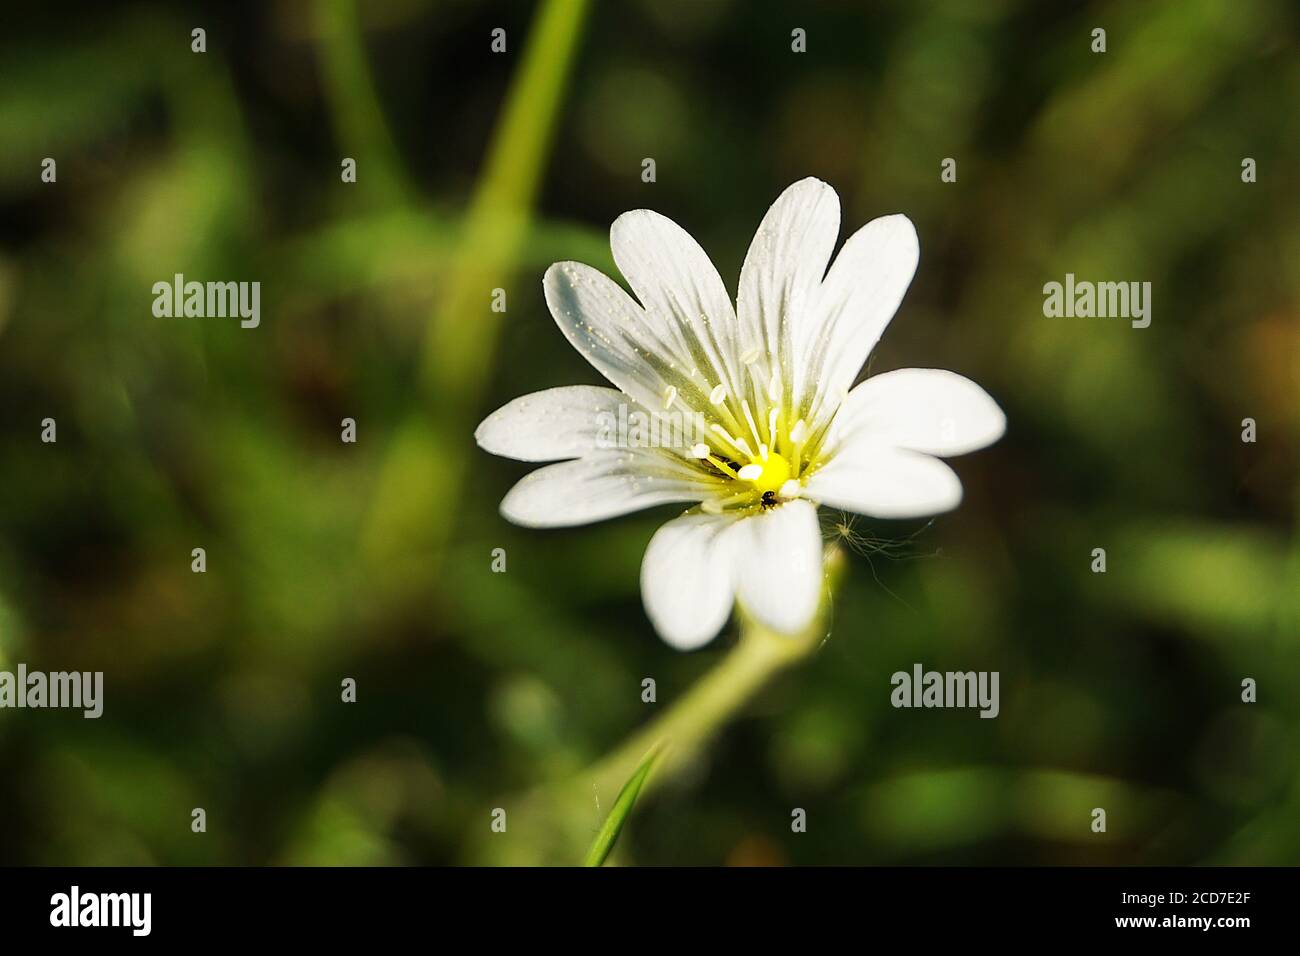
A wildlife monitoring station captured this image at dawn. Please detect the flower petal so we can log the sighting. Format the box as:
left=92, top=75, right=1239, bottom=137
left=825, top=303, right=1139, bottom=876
left=804, top=443, right=963, bottom=519
left=499, top=450, right=720, bottom=528
left=544, top=261, right=672, bottom=415
left=611, top=208, right=743, bottom=382
left=825, top=369, right=1005, bottom=458
left=729, top=499, right=823, bottom=636
left=640, top=511, right=742, bottom=650
left=737, top=178, right=841, bottom=406
left=475, top=385, right=630, bottom=462
left=801, top=214, right=919, bottom=427
left=544, top=258, right=738, bottom=432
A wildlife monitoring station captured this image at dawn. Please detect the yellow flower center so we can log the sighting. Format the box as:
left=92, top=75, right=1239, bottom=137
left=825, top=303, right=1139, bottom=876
left=737, top=452, right=792, bottom=496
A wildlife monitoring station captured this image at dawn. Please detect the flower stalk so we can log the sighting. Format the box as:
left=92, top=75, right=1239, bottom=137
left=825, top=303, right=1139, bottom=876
left=582, top=547, right=846, bottom=842
left=473, top=549, right=845, bottom=865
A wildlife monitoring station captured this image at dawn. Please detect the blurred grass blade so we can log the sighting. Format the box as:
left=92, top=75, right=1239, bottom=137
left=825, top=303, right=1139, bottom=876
left=583, top=743, right=662, bottom=867
left=421, top=0, right=593, bottom=400
left=362, top=0, right=591, bottom=589
left=317, top=0, right=412, bottom=207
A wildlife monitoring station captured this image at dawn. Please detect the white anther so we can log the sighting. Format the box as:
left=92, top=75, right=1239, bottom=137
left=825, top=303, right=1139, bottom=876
left=767, top=372, right=781, bottom=402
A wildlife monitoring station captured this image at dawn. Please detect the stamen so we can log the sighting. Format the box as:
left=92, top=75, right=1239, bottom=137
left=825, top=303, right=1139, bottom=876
left=737, top=464, right=763, bottom=481
left=706, top=455, right=740, bottom=479
left=710, top=423, right=749, bottom=460
left=767, top=371, right=781, bottom=403
left=708, top=383, right=727, bottom=405
left=740, top=346, right=761, bottom=365
left=689, top=443, right=710, bottom=459
left=789, top=418, right=809, bottom=474
left=662, top=385, right=678, bottom=409
left=740, top=400, right=763, bottom=458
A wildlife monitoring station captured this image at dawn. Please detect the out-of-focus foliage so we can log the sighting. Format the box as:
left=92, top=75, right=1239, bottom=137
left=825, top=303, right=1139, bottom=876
left=0, top=0, right=1296, bottom=865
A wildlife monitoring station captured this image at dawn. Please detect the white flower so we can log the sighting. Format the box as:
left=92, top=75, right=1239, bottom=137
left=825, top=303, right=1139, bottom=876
left=476, top=178, right=1004, bottom=650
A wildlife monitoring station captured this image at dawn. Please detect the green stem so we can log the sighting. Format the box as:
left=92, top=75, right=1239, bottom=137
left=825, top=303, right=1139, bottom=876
left=474, top=549, right=845, bottom=865
left=360, top=0, right=591, bottom=588
left=585, top=547, right=846, bottom=809
left=317, top=0, right=412, bottom=207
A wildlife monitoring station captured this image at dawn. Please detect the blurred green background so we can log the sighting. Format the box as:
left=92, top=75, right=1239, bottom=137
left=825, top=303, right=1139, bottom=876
left=0, top=0, right=1297, bottom=866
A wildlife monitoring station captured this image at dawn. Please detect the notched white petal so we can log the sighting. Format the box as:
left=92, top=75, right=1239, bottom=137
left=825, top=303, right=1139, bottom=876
left=729, top=499, right=823, bottom=637
left=610, top=209, right=738, bottom=332
left=474, top=385, right=629, bottom=462
left=801, top=214, right=920, bottom=424
left=543, top=261, right=664, bottom=412
left=828, top=369, right=1006, bottom=458
left=641, top=511, right=742, bottom=650
left=544, top=257, right=739, bottom=421
left=737, top=177, right=841, bottom=398
left=500, top=451, right=714, bottom=529
left=804, top=445, right=963, bottom=519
